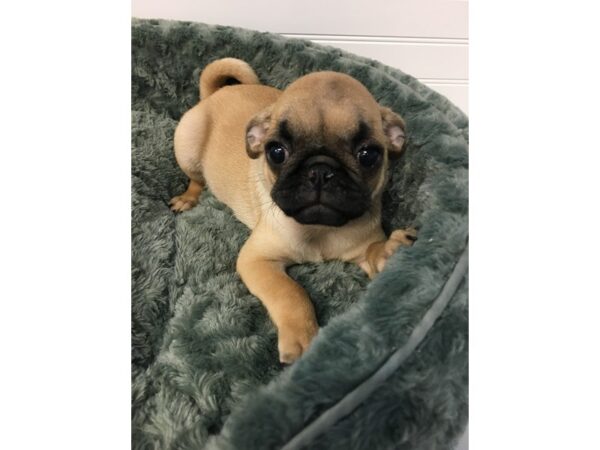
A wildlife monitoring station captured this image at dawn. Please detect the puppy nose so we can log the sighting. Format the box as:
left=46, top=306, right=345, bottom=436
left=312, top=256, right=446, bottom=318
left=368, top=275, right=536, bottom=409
left=308, top=163, right=335, bottom=187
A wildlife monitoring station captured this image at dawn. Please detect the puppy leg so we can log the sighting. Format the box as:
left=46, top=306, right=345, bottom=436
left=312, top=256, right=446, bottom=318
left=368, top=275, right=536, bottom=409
left=358, top=228, right=417, bottom=279
left=169, top=179, right=204, bottom=212
left=170, top=104, right=208, bottom=212
left=237, top=237, right=318, bottom=364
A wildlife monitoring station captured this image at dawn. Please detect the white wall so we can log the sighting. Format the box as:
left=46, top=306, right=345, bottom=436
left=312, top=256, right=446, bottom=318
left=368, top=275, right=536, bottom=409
left=132, top=0, right=469, bottom=113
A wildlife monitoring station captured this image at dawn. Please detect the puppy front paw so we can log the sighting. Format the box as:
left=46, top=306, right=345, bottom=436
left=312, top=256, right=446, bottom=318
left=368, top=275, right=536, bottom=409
left=361, top=228, right=417, bottom=278
left=277, top=319, right=319, bottom=365
left=169, top=194, right=199, bottom=212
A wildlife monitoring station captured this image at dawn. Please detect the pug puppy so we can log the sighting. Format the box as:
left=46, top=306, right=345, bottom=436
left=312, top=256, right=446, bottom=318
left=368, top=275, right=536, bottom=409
left=170, top=58, right=416, bottom=363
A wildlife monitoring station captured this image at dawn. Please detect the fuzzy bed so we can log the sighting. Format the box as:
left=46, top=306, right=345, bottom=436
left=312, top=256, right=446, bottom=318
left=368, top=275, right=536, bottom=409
left=132, top=18, right=469, bottom=450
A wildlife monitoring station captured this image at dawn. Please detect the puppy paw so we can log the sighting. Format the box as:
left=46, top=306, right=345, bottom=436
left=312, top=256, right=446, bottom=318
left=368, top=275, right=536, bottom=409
left=362, top=228, right=417, bottom=278
left=277, top=319, right=319, bottom=365
left=388, top=228, right=418, bottom=248
left=169, top=194, right=199, bottom=212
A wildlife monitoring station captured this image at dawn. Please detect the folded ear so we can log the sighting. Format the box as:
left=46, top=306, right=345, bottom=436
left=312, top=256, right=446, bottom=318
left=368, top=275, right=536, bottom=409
left=380, top=106, right=406, bottom=157
left=245, top=107, right=273, bottom=159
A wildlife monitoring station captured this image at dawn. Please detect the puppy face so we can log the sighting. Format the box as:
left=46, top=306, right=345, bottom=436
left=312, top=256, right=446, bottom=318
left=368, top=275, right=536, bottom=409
left=246, top=72, right=405, bottom=227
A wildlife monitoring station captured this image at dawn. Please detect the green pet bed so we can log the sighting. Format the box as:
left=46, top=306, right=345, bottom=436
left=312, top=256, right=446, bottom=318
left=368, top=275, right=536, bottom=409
left=132, top=19, right=468, bottom=450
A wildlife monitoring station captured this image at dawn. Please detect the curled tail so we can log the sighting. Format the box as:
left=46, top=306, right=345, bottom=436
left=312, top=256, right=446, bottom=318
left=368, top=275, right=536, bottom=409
left=199, top=58, right=260, bottom=99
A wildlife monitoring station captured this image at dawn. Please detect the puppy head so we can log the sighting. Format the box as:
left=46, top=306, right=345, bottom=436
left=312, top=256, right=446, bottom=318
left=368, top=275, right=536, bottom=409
left=246, top=72, right=406, bottom=227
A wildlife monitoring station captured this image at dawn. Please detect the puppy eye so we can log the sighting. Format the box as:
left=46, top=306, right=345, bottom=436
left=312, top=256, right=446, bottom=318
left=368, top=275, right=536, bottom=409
left=266, top=142, right=288, bottom=165
left=357, top=146, right=381, bottom=168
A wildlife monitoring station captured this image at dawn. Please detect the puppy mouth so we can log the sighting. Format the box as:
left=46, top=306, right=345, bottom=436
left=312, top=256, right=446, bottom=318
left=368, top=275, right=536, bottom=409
left=273, top=187, right=370, bottom=227
left=292, top=203, right=350, bottom=227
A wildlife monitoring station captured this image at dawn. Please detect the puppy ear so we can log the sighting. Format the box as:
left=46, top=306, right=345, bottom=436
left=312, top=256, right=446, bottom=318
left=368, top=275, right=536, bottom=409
left=245, top=107, right=272, bottom=159
left=380, top=107, right=406, bottom=157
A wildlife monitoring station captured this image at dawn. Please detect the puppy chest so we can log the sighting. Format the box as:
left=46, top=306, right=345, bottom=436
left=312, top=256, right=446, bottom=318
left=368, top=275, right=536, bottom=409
left=266, top=210, right=367, bottom=264
left=291, top=234, right=356, bottom=263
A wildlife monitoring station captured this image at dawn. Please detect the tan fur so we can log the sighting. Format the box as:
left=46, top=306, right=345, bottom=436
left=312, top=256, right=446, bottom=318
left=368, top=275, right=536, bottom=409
left=172, top=59, right=415, bottom=363
left=199, top=58, right=260, bottom=99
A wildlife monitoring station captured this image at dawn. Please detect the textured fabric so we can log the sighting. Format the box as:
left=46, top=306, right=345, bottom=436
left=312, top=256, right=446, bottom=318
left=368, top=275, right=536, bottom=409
left=281, top=246, right=468, bottom=450
left=132, top=18, right=468, bottom=450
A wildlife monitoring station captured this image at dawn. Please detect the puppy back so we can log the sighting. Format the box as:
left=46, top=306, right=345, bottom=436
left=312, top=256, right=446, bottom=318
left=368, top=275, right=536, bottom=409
left=199, top=58, right=260, bottom=99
